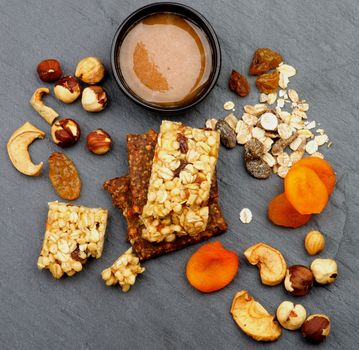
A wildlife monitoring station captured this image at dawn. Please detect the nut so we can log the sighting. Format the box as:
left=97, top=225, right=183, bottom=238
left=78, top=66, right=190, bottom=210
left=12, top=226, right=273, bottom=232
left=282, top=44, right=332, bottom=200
left=304, top=230, right=325, bottom=255
left=37, top=59, right=62, bottom=82
left=54, top=76, right=81, bottom=103
left=276, top=301, right=307, bottom=330
left=81, top=86, right=108, bottom=112
left=310, top=258, right=337, bottom=285
left=244, top=243, right=287, bottom=286
left=301, top=314, right=331, bottom=343
left=86, top=129, right=112, bottom=155
left=51, top=118, right=81, bottom=148
left=75, top=56, right=105, bottom=84
left=284, top=265, right=313, bottom=296
left=231, top=290, right=282, bottom=342
left=7, top=122, right=45, bottom=176
left=30, top=87, right=59, bottom=125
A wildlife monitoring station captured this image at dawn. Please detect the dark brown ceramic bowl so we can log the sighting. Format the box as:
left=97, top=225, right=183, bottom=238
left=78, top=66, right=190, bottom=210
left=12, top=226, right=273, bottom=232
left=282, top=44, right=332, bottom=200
left=111, top=2, right=221, bottom=114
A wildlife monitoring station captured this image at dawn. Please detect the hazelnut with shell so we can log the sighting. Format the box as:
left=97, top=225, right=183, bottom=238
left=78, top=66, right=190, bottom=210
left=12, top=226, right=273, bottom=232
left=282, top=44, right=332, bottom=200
left=37, top=59, right=62, bottom=82
left=54, top=76, right=81, bottom=103
left=51, top=118, right=81, bottom=148
left=86, top=129, right=112, bottom=155
left=284, top=265, right=313, bottom=296
left=81, top=86, right=108, bottom=112
left=301, top=314, right=331, bottom=343
left=75, top=57, right=105, bottom=84
left=310, top=258, right=337, bottom=285
left=304, top=230, right=325, bottom=255
left=276, top=301, right=307, bottom=330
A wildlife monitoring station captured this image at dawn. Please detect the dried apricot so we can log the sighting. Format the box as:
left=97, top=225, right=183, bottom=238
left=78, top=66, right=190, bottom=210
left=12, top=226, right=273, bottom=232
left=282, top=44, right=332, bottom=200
left=186, top=241, right=239, bottom=293
left=249, top=48, right=283, bottom=76
left=284, top=166, right=328, bottom=215
left=48, top=152, right=81, bottom=200
left=228, top=70, right=250, bottom=97
left=268, top=193, right=312, bottom=228
left=291, top=157, right=336, bottom=194
left=256, top=71, right=279, bottom=94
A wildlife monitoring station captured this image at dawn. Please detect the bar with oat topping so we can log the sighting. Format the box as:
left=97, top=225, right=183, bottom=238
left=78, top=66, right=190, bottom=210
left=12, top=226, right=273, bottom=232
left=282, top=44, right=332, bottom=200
left=140, top=121, right=220, bottom=243
left=37, top=201, right=108, bottom=279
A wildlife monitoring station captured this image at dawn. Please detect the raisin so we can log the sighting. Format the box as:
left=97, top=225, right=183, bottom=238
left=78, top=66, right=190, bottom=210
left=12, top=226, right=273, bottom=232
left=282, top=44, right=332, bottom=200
left=244, top=139, right=264, bottom=162
left=48, top=152, right=81, bottom=200
left=215, top=120, right=236, bottom=149
left=173, top=159, right=188, bottom=177
left=249, top=48, right=283, bottom=76
left=177, top=133, right=188, bottom=153
left=245, top=159, right=271, bottom=179
left=256, top=71, right=279, bottom=94
left=71, top=246, right=82, bottom=261
left=228, top=70, right=250, bottom=97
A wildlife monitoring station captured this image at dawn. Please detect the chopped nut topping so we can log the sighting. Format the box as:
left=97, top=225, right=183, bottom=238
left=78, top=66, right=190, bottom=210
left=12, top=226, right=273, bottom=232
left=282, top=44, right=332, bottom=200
left=37, top=201, right=108, bottom=279
left=102, top=248, right=145, bottom=292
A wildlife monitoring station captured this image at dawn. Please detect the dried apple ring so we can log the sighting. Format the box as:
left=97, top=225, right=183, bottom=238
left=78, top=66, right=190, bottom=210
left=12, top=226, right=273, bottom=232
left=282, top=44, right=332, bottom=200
left=186, top=241, right=239, bottom=293
left=284, top=166, right=328, bottom=215
left=291, top=157, right=336, bottom=194
left=268, top=193, right=312, bottom=228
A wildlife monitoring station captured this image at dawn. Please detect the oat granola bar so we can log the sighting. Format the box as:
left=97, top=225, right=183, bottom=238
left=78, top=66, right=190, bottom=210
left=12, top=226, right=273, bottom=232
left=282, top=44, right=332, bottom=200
left=37, top=201, right=108, bottom=279
left=103, top=130, right=227, bottom=261
left=101, top=247, right=145, bottom=292
left=140, top=121, right=220, bottom=242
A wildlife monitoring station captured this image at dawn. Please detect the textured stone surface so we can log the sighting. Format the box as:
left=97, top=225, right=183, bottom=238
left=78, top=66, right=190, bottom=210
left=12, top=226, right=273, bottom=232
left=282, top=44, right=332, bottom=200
left=0, top=0, right=358, bottom=349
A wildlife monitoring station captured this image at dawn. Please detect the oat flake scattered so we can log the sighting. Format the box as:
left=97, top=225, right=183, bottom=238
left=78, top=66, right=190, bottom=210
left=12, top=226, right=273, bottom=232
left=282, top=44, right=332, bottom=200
left=314, top=134, right=328, bottom=146
left=305, top=140, right=319, bottom=154
left=239, top=208, right=253, bottom=224
left=224, top=101, right=235, bottom=111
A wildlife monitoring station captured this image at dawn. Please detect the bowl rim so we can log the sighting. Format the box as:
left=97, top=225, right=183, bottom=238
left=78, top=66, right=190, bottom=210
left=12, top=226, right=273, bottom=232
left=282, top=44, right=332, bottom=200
left=110, top=1, right=221, bottom=113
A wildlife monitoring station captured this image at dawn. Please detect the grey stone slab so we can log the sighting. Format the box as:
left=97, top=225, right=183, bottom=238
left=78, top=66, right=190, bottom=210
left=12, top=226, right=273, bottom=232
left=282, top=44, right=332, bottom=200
left=0, top=0, right=358, bottom=349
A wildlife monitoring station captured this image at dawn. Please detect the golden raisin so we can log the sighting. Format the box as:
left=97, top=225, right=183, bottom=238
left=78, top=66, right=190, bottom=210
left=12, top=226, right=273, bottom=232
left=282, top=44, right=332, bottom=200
left=256, top=71, right=279, bottom=94
left=249, top=48, right=283, bottom=76
left=228, top=70, right=250, bottom=97
left=48, top=152, right=81, bottom=200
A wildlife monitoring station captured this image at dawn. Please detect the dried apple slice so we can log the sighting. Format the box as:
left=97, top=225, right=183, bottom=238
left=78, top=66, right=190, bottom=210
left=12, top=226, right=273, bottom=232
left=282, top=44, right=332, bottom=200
left=231, top=290, right=282, bottom=342
left=244, top=243, right=286, bottom=286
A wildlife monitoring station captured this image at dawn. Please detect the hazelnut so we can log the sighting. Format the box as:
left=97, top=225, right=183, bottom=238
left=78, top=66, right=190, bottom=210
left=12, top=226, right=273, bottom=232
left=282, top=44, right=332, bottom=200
left=301, top=314, right=331, bottom=343
left=75, top=57, right=105, bottom=84
left=284, top=265, right=313, bottom=296
left=86, top=129, right=112, bottom=155
left=305, top=230, right=325, bottom=256
left=37, top=59, right=62, bottom=82
left=54, top=76, right=81, bottom=103
left=81, top=86, right=108, bottom=112
left=310, top=258, right=337, bottom=285
left=51, top=118, right=81, bottom=148
left=276, top=301, right=307, bottom=330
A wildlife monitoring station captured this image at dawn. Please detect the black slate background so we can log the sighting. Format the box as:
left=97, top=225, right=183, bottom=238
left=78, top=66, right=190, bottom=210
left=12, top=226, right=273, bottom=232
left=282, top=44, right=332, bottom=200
left=0, top=0, right=358, bottom=349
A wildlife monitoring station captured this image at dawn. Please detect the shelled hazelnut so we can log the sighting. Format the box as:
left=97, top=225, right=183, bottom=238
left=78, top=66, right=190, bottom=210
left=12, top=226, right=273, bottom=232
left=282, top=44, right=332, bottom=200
left=37, top=59, right=62, bottom=82
left=284, top=265, right=314, bottom=296
left=54, top=76, right=81, bottom=103
left=81, top=86, right=108, bottom=112
left=305, top=230, right=325, bottom=256
left=51, top=118, right=81, bottom=148
left=301, top=314, right=331, bottom=343
left=310, top=258, right=338, bottom=285
left=86, top=129, right=112, bottom=155
left=276, top=301, right=307, bottom=330
left=75, top=57, right=105, bottom=84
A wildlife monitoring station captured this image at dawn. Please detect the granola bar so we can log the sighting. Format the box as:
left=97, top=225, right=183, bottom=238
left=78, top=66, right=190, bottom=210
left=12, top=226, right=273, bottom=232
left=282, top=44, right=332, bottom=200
left=140, top=121, right=220, bottom=242
left=101, top=247, right=145, bottom=292
left=103, top=130, right=227, bottom=261
left=37, top=201, right=108, bottom=279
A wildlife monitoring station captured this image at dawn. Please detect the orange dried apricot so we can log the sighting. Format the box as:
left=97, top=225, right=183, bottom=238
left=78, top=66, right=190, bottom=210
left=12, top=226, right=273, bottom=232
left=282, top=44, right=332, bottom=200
left=186, top=241, right=239, bottom=293
left=268, top=193, right=312, bottom=228
left=284, top=166, right=328, bottom=215
left=291, top=157, right=336, bottom=194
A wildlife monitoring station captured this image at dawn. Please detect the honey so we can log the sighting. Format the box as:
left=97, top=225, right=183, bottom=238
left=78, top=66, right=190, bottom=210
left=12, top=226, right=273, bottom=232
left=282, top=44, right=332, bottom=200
left=118, top=13, right=213, bottom=107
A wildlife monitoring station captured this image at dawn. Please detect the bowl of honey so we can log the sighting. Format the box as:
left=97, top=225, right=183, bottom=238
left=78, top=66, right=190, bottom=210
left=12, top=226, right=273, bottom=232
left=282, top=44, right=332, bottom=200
left=111, top=2, right=221, bottom=113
